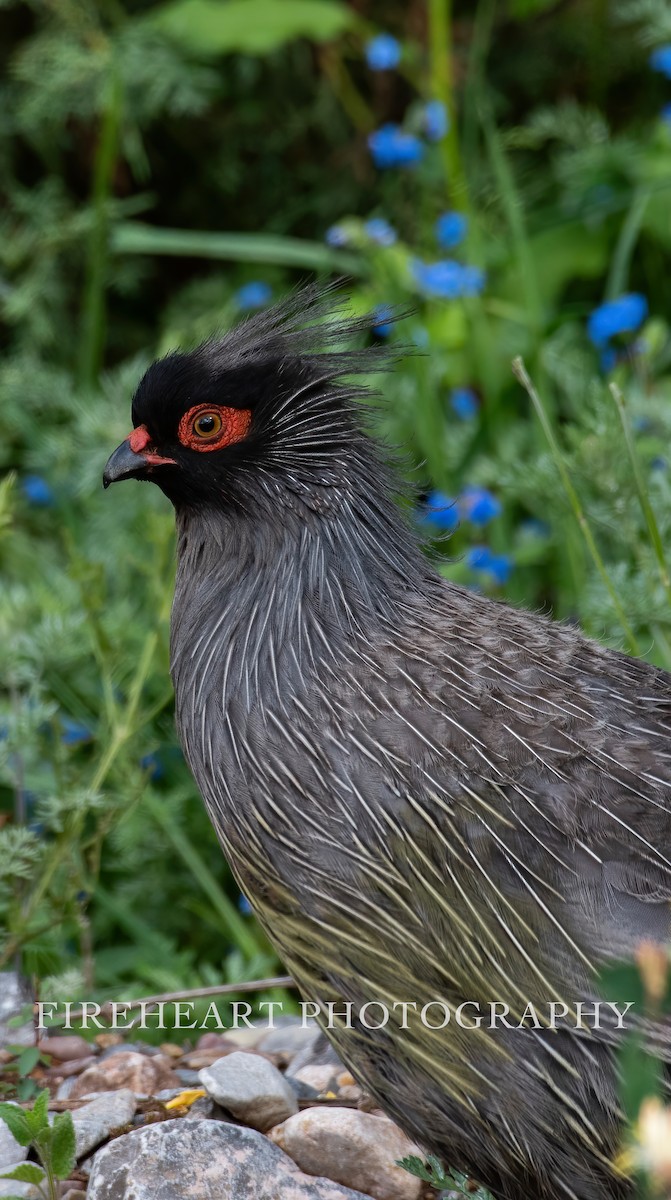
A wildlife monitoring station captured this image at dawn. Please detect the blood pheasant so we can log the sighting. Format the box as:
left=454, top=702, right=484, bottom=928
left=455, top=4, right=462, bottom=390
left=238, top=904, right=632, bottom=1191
left=104, top=291, right=671, bottom=1200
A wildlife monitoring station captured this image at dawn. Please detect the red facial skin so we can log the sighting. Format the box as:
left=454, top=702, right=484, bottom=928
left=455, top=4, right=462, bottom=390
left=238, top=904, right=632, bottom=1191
left=177, top=404, right=252, bottom=452
left=126, top=407, right=252, bottom=471
left=128, top=425, right=177, bottom=466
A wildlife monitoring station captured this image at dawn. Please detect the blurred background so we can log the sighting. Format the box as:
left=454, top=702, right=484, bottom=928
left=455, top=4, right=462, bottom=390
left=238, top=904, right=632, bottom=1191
left=1, top=0, right=671, bottom=1037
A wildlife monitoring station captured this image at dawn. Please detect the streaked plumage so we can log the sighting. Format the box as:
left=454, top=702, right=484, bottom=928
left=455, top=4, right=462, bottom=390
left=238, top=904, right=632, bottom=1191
left=103, top=290, right=671, bottom=1200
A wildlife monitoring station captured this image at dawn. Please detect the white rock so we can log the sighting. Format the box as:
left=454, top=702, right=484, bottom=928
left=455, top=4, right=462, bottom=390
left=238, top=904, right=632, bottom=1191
left=269, top=1107, right=425, bottom=1200
left=71, top=1088, right=137, bottom=1158
left=87, top=1118, right=377, bottom=1199
left=0, top=1110, right=27, bottom=1171
left=198, top=1050, right=297, bottom=1131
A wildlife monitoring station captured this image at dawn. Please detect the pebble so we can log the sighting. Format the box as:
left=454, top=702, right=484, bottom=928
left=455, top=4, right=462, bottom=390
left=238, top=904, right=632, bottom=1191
left=288, top=1031, right=344, bottom=1076
left=56, top=1077, right=78, bottom=1101
left=199, top=1050, right=298, bottom=1132
left=0, top=1102, right=38, bottom=1198
left=290, top=1065, right=340, bottom=1095
left=180, top=1049, right=234, bottom=1070
left=48, top=1055, right=97, bottom=1079
left=269, top=1107, right=425, bottom=1200
left=175, top=1068, right=202, bottom=1086
left=0, top=971, right=34, bottom=1049
left=0, top=1108, right=27, bottom=1170
left=0, top=1182, right=41, bottom=1199
left=196, top=1033, right=233, bottom=1051
left=87, top=1118, right=377, bottom=1199
left=257, top=1021, right=320, bottom=1061
left=215, top=1025, right=264, bottom=1049
left=70, top=1088, right=137, bottom=1157
left=39, top=1036, right=92, bottom=1062
left=69, top=1050, right=180, bottom=1099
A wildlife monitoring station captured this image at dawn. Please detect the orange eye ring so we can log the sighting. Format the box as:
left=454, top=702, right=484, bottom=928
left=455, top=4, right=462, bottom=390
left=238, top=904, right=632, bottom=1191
left=177, top=404, right=252, bottom=452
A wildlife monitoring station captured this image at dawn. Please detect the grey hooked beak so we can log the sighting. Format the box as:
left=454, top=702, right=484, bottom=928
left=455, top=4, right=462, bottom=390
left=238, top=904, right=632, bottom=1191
left=103, top=427, right=178, bottom=488
left=103, top=439, right=149, bottom=488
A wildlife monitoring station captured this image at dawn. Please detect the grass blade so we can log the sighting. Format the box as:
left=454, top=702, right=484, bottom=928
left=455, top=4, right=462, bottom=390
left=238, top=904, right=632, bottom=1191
left=111, top=222, right=364, bottom=275
left=512, top=356, right=640, bottom=654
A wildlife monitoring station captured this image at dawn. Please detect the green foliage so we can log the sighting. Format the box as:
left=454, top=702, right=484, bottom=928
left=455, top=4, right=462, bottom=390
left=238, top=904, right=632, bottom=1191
left=148, top=0, right=358, bottom=56
left=398, top=1154, right=494, bottom=1197
left=0, top=13, right=671, bottom=1197
left=0, top=1089, right=75, bottom=1200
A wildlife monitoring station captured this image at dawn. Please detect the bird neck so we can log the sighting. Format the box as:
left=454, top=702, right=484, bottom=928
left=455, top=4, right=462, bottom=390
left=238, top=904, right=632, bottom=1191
left=170, top=475, right=436, bottom=700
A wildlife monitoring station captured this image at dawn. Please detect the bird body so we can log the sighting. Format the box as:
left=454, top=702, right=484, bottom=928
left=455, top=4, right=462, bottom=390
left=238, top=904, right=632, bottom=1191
left=104, top=293, right=671, bottom=1200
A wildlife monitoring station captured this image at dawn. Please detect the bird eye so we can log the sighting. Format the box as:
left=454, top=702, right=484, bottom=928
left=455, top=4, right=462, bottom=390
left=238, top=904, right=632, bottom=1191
left=193, top=410, right=223, bottom=439
left=177, top=403, right=252, bottom=452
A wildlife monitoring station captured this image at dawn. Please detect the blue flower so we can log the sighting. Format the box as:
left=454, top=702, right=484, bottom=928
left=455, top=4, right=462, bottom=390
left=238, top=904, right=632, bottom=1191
left=22, top=475, right=54, bottom=507
left=364, top=217, right=397, bottom=246
left=412, top=259, right=462, bottom=299
left=325, top=224, right=349, bottom=247
left=372, top=305, right=394, bottom=338
left=422, top=100, right=449, bottom=142
left=140, top=752, right=164, bottom=782
left=422, top=490, right=459, bottom=531
left=587, top=294, right=648, bottom=347
left=662, top=103, right=671, bottom=125
left=365, top=33, right=401, bottom=71
left=61, top=719, right=93, bottom=746
left=436, top=212, right=467, bottom=249
left=650, top=45, right=671, bottom=78
left=450, top=387, right=478, bottom=419
left=412, top=259, right=485, bottom=300
left=466, top=546, right=513, bottom=584
left=368, top=124, right=424, bottom=169
left=238, top=894, right=253, bottom=916
left=460, top=486, right=501, bottom=526
left=650, top=457, right=667, bottom=472
left=235, top=281, right=272, bottom=310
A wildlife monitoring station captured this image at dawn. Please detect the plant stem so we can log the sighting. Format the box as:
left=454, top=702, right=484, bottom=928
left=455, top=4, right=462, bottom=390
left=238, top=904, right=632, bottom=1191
left=609, top=381, right=671, bottom=604
left=427, top=0, right=466, bottom=206
left=512, top=357, right=640, bottom=655
left=604, top=185, right=650, bottom=301
left=78, top=60, right=122, bottom=389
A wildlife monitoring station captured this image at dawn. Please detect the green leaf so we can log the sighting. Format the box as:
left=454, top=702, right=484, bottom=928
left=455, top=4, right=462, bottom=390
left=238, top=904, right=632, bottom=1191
left=147, top=0, right=356, bottom=57
left=0, top=1163, right=46, bottom=1185
left=0, top=1103, right=32, bottom=1147
left=111, top=222, right=363, bottom=276
left=49, top=1111, right=76, bottom=1180
left=25, top=1089, right=49, bottom=1138
left=16, top=1047, right=40, bottom=1077
left=16, top=1078, right=38, bottom=1103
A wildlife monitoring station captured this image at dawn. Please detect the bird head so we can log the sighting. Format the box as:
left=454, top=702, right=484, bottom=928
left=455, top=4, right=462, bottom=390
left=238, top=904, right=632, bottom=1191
left=103, top=289, right=390, bottom=513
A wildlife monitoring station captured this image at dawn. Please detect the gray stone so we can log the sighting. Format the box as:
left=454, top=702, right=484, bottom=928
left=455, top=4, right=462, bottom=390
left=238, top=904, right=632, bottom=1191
left=0, top=1109, right=27, bottom=1170
left=289, top=1065, right=339, bottom=1096
left=287, top=1031, right=344, bottom=1076
left=71, top=1088, right=136, bottom=1158
left=0, top=972, right=33, bottom=1048
left=175, top=1068, right=201, bottom=1086
left=269, top=1108, right=425, bottom=1200
left=87, top=1118, right=376, bottom=1199
left=198, top=1050, right=297, bottom=1131
left=56, top=1077, right=78, bottom=1101
left=215, top=1026, right=263, bottom=1049
left=257, top=1020, right=321, bottom=1060
left=0, top=1180, right=41, bottom=1199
